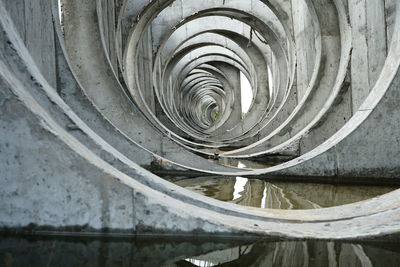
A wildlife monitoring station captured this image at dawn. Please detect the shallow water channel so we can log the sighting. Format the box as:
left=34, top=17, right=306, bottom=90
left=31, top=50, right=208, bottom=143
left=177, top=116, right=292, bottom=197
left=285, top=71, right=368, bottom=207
left=2, top=176, right=399, bottom=266
left=1, top=236, right=400, bottom=266
left=164, top=175, right=398, bottom=209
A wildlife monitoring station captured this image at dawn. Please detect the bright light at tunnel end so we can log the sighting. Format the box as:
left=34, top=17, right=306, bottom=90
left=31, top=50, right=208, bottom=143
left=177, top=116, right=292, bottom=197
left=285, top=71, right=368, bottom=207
left=240, top=71, right=253, bottom=115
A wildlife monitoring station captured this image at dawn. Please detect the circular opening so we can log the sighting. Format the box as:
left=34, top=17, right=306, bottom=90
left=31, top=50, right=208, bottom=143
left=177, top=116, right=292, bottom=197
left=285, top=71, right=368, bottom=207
left=50, top=0, right=400, bottom=239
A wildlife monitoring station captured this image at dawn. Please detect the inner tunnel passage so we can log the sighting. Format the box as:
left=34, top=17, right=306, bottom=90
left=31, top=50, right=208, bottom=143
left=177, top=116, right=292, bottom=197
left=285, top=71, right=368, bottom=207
left=0, top=0, right=400, bottom=240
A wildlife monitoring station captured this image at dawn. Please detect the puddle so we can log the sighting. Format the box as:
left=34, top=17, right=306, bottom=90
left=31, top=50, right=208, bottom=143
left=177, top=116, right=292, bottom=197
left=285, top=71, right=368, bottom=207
left=1, top=236, right=400, bottom=266
left=165, top=176, right=398, bottom=209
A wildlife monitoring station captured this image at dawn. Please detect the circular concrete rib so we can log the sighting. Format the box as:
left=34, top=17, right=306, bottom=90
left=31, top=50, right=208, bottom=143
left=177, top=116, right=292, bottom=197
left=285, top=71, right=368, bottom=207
left=1, top=0, right=400, bottom=239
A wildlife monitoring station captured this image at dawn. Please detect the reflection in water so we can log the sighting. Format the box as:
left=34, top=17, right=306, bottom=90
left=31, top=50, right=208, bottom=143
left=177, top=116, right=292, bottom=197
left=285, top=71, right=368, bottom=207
left=168, top=176, right=398, bottom=209
left=232, top=177, right=248, bottom=200
left=1, top=236, right=400, bottom=267
left=217, top=158, right=276, bottom=169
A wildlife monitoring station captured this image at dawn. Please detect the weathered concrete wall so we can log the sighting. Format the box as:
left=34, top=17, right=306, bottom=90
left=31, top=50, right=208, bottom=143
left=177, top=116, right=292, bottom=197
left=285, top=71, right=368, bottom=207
left=3, top=0, right=57, bottom=88
left=349, top=0, right=388, bottom=112
left=273, top=64, right=400, bottom=179
left=0, top=72, right=135, bottom=232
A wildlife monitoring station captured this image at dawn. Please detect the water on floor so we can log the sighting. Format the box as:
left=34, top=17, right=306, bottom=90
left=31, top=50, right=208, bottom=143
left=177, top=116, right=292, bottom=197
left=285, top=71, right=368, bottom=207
left=215, top=158, right=276, bottom=169
left=164, top=175, right=398, bottom=209
left=1, top=236, right=400, bottom=266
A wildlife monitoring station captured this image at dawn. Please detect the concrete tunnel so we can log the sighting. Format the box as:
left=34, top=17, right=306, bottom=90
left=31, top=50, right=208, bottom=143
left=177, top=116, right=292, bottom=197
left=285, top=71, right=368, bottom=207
left=0, top=0, right=400, bottom=239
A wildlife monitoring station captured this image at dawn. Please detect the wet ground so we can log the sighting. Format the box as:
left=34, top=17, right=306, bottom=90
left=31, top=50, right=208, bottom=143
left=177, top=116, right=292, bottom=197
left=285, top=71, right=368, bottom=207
left=2, top=177, right=399, bottom=266
left=1, top=236, right=400, bottom=266
left=164, top=175, right=398, bottom=209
